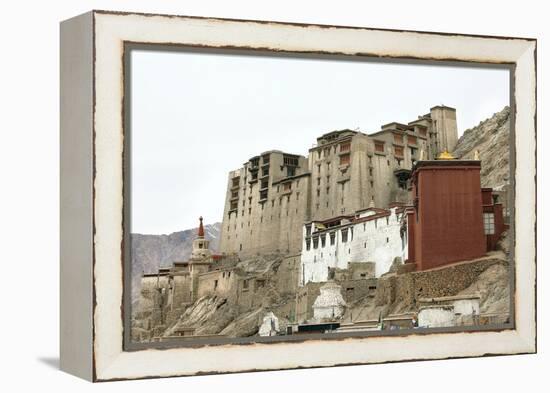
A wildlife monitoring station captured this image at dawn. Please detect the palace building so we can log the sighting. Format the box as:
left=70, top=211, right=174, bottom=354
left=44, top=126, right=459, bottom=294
left=220, top=105, right=459, bottom=257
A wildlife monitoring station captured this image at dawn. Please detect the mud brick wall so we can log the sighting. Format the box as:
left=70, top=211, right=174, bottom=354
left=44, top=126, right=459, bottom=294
left=375, top=257, right=507, bottom=310
left=411, top=257, right=507, bottom=299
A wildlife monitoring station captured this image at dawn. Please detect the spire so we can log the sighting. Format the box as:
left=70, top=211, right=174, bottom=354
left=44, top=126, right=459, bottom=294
left=198, top=216, right=204, bottom=238
left=369, top=197, right=375, bottom=208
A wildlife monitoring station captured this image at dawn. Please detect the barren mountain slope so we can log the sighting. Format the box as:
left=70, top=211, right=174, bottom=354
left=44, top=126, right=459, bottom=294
left=453, top=106, right=510, bottom=188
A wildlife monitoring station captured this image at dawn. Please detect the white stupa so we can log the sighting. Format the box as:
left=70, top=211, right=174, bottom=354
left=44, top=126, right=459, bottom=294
left=258, top=312, right=280, bottom=337
left=313, top=281, right=346, bottom=322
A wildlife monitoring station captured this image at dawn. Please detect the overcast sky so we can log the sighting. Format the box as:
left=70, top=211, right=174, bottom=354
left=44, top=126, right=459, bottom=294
left=130, top=49, right=510, bottom=235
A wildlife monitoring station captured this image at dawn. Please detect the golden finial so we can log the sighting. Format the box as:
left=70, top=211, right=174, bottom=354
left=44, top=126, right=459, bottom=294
left=437, top=150, right=455, bottom=160
left=474, top=150, right=480, bottom=160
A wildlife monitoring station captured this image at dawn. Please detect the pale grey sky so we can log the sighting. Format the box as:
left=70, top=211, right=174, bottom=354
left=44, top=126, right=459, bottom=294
left=130, top=49, right=509, bottom=235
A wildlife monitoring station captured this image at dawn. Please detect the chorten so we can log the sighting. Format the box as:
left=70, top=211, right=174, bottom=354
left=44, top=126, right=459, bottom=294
left=190, top=216, right=212, bottom=261
left=313, top=281, right=347, bottom=322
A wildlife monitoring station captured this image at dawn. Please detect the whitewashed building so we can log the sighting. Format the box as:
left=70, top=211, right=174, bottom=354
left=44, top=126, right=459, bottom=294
left=300, top=206, right=407, bottom=285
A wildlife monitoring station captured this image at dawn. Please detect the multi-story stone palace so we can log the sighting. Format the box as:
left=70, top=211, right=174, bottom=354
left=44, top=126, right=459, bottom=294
left=219, top=105, right=459, bottom=257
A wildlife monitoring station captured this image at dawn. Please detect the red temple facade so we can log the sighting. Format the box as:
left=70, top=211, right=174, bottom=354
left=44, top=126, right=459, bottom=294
left=405, top=159, right=506, bottom=271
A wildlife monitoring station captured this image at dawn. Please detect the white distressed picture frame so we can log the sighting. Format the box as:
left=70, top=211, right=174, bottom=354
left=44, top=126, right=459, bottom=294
left=60, top=10, right=536, bottom=381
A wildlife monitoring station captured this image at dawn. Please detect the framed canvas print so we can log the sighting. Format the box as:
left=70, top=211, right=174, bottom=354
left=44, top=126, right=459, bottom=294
left=60, top=10, right=537, bottom=381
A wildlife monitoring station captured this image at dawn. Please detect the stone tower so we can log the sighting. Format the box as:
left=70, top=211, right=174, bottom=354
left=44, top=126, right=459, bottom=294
left=190, top=216, right=211, bottom=260
left=189, top=216, right=212, bottom=301
left=429, top=105, right=459, bottom=154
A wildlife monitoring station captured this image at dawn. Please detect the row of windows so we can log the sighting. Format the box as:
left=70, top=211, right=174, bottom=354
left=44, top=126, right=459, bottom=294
left=392, top=133, right=418, bottom=145
left=227, top=205, right=303, bottom=231
left=315, top=141, right=352, bottom=160
left=306, top=228, right=353, bottom=250
left=305, top=215, right=396, bottom=249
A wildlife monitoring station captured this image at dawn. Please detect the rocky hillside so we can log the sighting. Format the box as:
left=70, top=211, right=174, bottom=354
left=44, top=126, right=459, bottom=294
left=452, top=106, right=510, bottom=188
left=137, top=253, right=297, bottom=339
left=131, top=222, right=221, bottom=303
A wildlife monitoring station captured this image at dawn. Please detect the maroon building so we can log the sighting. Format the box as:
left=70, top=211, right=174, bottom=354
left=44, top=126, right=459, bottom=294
left=406, top=158, right=506, bottom=271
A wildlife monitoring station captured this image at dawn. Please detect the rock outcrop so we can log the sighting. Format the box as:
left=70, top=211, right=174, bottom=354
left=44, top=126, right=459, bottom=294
left=453, top=106, right=510, bottom=188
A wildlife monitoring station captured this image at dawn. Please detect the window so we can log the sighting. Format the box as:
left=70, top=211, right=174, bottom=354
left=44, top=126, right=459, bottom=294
left=243, top=279, right=249, bottom=290
left=313, top=236, right=319, bottom=249
left=394, top=146, right=404, bottom=157
left=341, top=228, right=349, bottom=243
left=340, top=142, right=351, bottom=152
left=287, top=167, right=296, bottom=177
left=231, top=177, right=240, bottom=187
left=306, top=239, right=311, bottom=250
left=484, top=212, right=495, bottom=234
left=340, top=153, right=351, bottom=166
left=321, top=234, right=326, bottom=248
left=231, top=191, right=239, bottom=198
left=407, top=135, right=417, bottom=145
left=283, top=182, right=291, bottom=191
left=329, top=232, right=336, bottom=245
left=374, top=141, right=385, bottom=153
left=317, top=177, right=321, bottom=186
left=283, top=155, right=299, bottom=166
left=214, top=280, right=218, bottom=290
left=393, top=133, right=403, bottom=144
left=317, top=189, right=321, bottom=197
